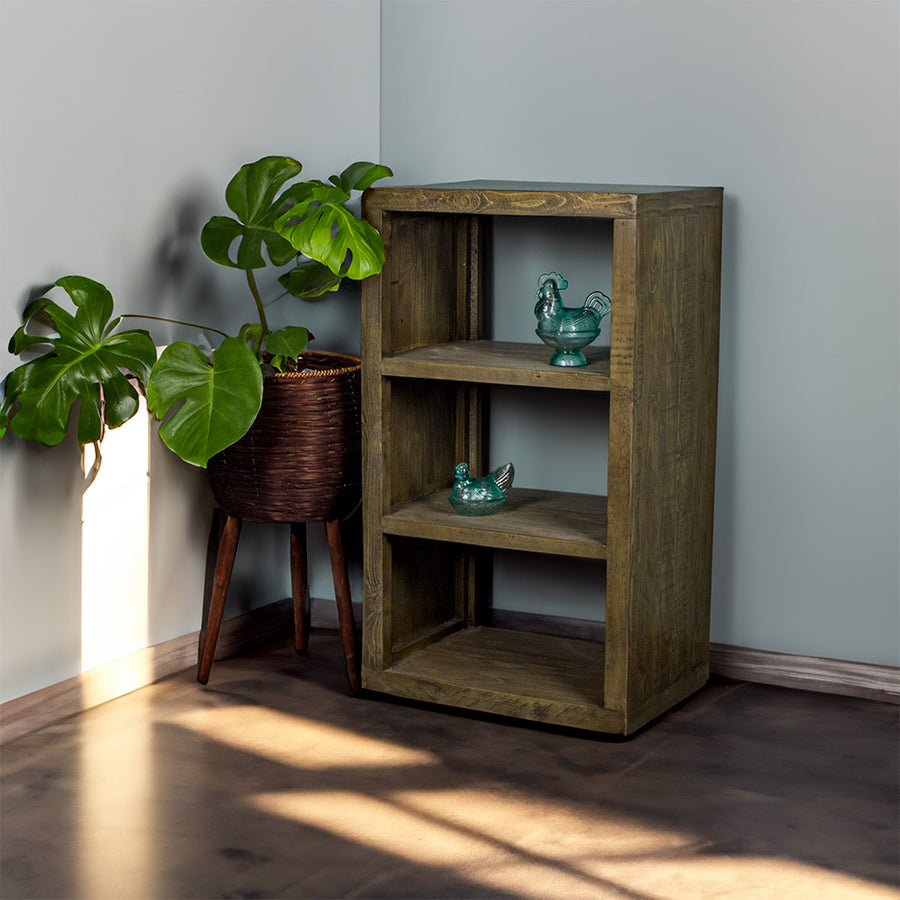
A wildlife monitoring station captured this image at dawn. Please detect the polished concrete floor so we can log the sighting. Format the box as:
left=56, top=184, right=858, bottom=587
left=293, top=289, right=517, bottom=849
left=2, top=631, right=898, bottom=899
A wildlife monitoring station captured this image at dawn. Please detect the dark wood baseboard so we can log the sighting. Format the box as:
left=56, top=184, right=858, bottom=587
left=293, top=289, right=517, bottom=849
left=3, top=602, right=896, bottom=744
left=708, top=644, right=900, bottom=704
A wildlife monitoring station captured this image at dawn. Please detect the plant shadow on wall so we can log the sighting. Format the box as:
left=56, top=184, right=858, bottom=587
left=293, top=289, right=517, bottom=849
left=143, top=188, right=222, bottom=343
left=0, top=156, right=392, bottom=484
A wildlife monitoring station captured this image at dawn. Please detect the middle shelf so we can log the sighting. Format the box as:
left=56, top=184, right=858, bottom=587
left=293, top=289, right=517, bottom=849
left=383, top=487, right=608, bottom=559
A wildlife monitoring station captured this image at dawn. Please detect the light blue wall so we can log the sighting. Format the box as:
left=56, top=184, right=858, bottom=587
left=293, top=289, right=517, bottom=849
left=380, top=0, right=900, bottom=665
left=0, top=0, right=381, bottom=702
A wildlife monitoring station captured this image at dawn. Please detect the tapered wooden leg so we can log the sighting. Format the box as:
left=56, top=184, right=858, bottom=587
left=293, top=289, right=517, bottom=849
left=325, top=518, right=360, bottom=694
left=199, top=507, right=228, bottom=658
left=197, top=513, right=242, bottom=684
left=290, top=522, right=311, bottom=654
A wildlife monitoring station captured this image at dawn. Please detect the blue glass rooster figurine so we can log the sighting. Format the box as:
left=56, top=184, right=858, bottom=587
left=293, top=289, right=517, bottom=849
left=449, top=462, right=515, bottom=516
left=534, top=272, right=611, bottom=367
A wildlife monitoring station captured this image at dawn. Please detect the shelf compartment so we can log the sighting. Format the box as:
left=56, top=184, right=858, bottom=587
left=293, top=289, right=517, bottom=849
left=367, top=625, right=623, bottom=732
left=384, top=488, right=607, bottom=560
left=382, top=341, right=610, bottom=391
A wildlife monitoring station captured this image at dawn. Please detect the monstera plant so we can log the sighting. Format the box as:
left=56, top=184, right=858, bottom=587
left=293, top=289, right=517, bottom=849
left=1, top=156, right=391, bottom=479
left=0, top=276, right=157, bottom=482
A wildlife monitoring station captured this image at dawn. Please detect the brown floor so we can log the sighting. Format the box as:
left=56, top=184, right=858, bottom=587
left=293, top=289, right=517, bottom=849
left=1, top=632, right=898, bottom=899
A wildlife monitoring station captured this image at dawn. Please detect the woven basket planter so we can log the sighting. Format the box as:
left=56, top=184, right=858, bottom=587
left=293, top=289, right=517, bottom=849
left=206, top=351, right=361, bottom=524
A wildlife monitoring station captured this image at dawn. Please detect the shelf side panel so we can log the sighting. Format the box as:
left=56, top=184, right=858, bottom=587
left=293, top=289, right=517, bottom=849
left=361, top=204, right=389, bottom=675
left=611, top=200, right=723, bottom=723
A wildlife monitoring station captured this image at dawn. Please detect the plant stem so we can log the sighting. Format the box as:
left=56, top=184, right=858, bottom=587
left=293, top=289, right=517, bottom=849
left=121, top=314, right=229, bottom=338
left=81, top=440, right=102, bottom=491
left=246, top=269, right=270, bottom=353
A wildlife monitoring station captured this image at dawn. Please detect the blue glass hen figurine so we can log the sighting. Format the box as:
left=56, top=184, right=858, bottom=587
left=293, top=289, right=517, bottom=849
left=534, top=272, right=611, bottom=367
left=449, top=462, right=515, bottom=516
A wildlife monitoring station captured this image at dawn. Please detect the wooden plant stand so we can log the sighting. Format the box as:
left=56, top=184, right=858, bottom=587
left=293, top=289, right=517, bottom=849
left=197, top=509, right=360, bottom=694
left=197, top=352, right=363, bottom=694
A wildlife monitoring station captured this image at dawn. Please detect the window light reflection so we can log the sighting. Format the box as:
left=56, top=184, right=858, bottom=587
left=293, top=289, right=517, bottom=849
left=171, top=706, right=438, bottom=769
left=80, top=398, right=150, bottom=673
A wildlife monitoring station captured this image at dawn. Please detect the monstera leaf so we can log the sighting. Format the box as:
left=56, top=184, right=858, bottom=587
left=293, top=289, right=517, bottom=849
left=146, top=337, right=263, bottom=468
left=263, top=326, right=312, bottom=374
left=1, top=276, right=156, bottom=447
left=264, top=326, right=311, bottom=359
left=278, top=260, right=342, bottom=300
left=275, top=161, right=391, bottom=280
left=328, top=161, right=393, bottom=194
left=200, top=156, right=303, bottom=269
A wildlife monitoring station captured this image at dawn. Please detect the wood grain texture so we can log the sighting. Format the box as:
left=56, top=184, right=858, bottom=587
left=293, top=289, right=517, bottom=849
left=709, top=645, right=900, bottom=704
left=361, top=205, right=388, bottom=674
left=614, top=204, right=723, bottom=719
left=604, top=218, right=639, bottom=712
left=382, top=536, right=463, bottom=653
left=384, top=488, right=608, bottom=559
left=290, top=522, right=310, bottom=652
left=382, top=341, right=610, bottom=390
left=385, top=379, right=461, bottom=506
left=372, top=626, right=623, bottom=732
left=197, top=513, right=242, bottom=684
left=325, top=518, right=361, bottom=694
left=364, top=182, right=723, bottom=221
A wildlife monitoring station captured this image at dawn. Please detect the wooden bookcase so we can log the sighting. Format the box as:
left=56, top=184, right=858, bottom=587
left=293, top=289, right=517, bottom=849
left=360, top=181, right=723, bottom=735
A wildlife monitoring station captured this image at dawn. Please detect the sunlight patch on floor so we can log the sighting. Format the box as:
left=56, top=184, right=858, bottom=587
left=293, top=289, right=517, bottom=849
left=250, top=787, right=898, bottom=899
left=618, top=856, right=900, bottom=899
left=250, top=787, right=699, bottom=897
left=170, top=705, right=438, bottom=768
left=78, top=692, right=157, bottom=900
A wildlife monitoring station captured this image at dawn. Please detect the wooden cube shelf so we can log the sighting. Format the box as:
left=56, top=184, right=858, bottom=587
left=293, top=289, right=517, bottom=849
left=361, top=181, right=723, bottom=735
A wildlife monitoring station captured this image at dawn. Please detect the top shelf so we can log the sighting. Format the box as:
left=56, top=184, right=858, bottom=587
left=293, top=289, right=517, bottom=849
left=364, top=181, right=724, bottom=220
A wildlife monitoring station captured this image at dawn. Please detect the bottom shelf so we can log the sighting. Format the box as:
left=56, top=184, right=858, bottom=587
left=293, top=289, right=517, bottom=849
left=363, top=626, right=625, bottom=733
